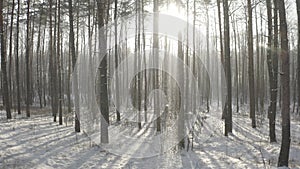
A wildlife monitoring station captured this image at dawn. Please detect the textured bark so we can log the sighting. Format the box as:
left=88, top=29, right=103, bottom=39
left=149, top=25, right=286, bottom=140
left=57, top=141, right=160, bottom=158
left=177, top=32, right=184, bottom=149
left=97, top=0, right=109, bottom=143
left=36, top=6, right=43, bottom=109
left=0, top=0, right=12, bottom=119
left=277, top=0, right=291, bottom=166
left=266, top=0, right=277, bottom=143
left=232, top=16, right=239, bottom=113
left=8, top=0, right=15, bottom=109
left=205, top=2, right=210, bottom=113
left=247, top=0, right=256, bottom=128
left=25, top=0, right=31, bottom=118
left=153, top=0, right=161, bottom=132
left=57, top=0, right=62, bottom=125
left=114, top=0, right=121, bottom=122
left=69, top=0, right=80, bottom=132
left=217, top=0, right=226, bottom=119
left=15, top=0, right=21, bottom=114
left=223, top=0, right=232, bottom=136
left=297, top=0, right=300, bottom=114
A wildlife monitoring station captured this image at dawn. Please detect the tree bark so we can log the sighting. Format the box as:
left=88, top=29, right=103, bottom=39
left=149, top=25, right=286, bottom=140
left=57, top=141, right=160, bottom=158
left=223, top=0, right=232, bottom=136
left=8, top=0, right=15, bottom=109
left=277, top=0, right=291, bottom=166
left=69, top=0, right=80, bottom=132
left=247, top=0, right=256, bottom=128
left=153, top=0, right=161, bottom=132
left=15, top=0, right=21, bottom=115
left=0, top=0, right=12, bottom=119
left=57, top=0, right=62, bottom=125
left=97, top=0, right=109, bottom=143
left=266, top=0, right=277, bottom=143
left=297, top=0, right=300, bottom=114
left=25, top=0, right=31, bottom=118
left=114, top=0, right=121, bottom=122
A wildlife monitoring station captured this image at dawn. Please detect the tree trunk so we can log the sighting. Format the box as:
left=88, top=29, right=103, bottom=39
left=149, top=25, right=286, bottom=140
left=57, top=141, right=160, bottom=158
left=205, top=2, right=210, bottom=113
left=0, top=0, right=12, bottom=119
left=97, top=0, right=109, bottom=143
left=266, top=0, right=277, bottom=143
left=25, top=0, right=31, bottom=118
left=8, top=0, right=15, bottom=109
left=255, top=5, right=260, bottom=113
left=297, top=0, right=300, bottom=114
left=69, top=0, right=80, bottom=132
left=178, top=32, right=184, bottom=149
left=223, top=0, right=232, bottom=135
left=57, top=0, right=62, bottom=125
left=114, top=0, right=121, bottom=122
left=217, top=0, right=225, bottom=119
left=247, top=0, right=256, bottom=128
left=277, top=0, right=291, bottom=166
left=15, top=0, right=21, bottom=115
left=36, top=5, right=43, bottom=109
left=153, top=0, right=161, bottom=133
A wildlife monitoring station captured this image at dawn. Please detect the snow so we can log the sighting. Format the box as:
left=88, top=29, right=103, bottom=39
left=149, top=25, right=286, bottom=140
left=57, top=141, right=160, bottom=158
left=0, top=106, right=300, bottom=169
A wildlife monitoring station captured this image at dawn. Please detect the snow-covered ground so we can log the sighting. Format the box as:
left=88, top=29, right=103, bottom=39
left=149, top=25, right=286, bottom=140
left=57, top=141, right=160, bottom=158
left=0, top=106, right=300, bottom=169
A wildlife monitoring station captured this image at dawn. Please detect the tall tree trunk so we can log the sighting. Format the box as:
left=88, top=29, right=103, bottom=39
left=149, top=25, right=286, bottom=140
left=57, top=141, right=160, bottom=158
left=137, top=0, right=142, bottom=129
left=266, top=0, right=277, bottom=143
left=15, top=0, right=21, bottom=115
left=142, top=0, right=147, bottom=123
left=36, top=6, right=43, bottom=109
left=232, top=16, right=239, bottom=113
left=0, top=0, right=12, bottom=119
left=57, top=0, right=62, bottom=125
left=277, top=0, right=291, bottom=166
left=153, top=0, right=161, bottom=132
left=8, top=0, right=15, bottom=109
left=217, top=0, right=225, bottom=119
left=177, top=32, right=185, bottom=149
left=247, top=0, right=256, bottom=128
left=25, top=0, right=31, bottom=118
left=69, top=0, right=80, bottom=132
left=114, top=0, right=121, bottom=122
left=297, top=0, right=300, bottom=114
left=255, top=5, right=260, bottom=113
left=205, top=2, right=210, bottom=113
left=223, top=0, right=232, bottom=135
left=97, top=0, right=109, bottom=143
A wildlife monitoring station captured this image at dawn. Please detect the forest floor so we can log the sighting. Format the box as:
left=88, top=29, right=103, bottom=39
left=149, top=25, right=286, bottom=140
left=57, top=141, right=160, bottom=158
left=0, top=105, right=300, bottom=169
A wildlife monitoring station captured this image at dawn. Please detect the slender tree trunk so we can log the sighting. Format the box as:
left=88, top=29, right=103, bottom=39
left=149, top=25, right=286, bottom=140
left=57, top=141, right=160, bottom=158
left=69, top=0, right=80, bottom=132
left=25, top=0, right=31, bottom=118
left=0, top=0, right=12, bottom=119
left=57, top=0, right=62, bottom=125
left=137, top=0, right=142, bottom=129
left=247, top=0, right=256, bottom=128
left=36, top=6, right=43, bottom=109
left=217, top=0, right=225, bottom=119
left=8, top=0, right=15, bottom=109
left=15, top=0, right=21, bottom=115
left=97, top=0, right=109, bottom=143
left=297, top=0, right=300, bottom=114
left=153, top=0, right=161, bottom=132
left=205, top=3, right=210, bottom=113
left=277, top=0, right=291, bottom=166
left=223, top=0, right=232, bottom=135
left=114, top=0, right=121, bottom=122
left=142, top=0, right=147, bottom=123
left=232, top=16, right=239, bottom=113
left=266, top=0, right=277, bottom=143
left=255, top=6, right=260, bottom=113
left=177, top=32, right=184, bottom=149
left=260, top=8, right=265, bottom=115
